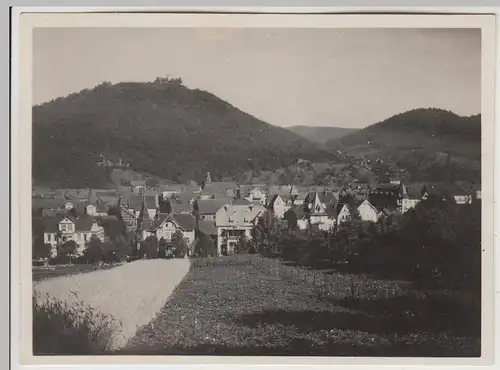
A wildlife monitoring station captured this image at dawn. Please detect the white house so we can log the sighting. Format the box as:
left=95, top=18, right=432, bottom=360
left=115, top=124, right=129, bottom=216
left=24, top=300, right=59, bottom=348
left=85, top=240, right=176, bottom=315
left=148, top=213, right=196, bottom=246
left=336, top=203, right=352, bottom=225
left=357, top=200, right=379, bottom=222
left=43, top=216, right=105, bottom=258
left=454, top=195, right=472, bottom=205
left=215, top=199, right=265, bottom=256
left=401, top=198, right=421, bottom=213
left=303, top=191, right=337, bottom=231
left=267, top=194, right=286, bottom=219
left=244, top=187, right=267, bottom=206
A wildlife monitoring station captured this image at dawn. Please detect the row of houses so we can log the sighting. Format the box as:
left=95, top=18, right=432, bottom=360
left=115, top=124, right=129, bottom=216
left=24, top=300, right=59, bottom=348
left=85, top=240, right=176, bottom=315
left=34, top=173, right=481, bottom=258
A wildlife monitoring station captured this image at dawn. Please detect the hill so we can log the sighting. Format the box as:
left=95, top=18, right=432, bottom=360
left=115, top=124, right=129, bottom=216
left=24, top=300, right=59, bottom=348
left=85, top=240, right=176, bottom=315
left=286, top=126, right=358, bottom=146
left=32, top=78, right=337, bottom=188
left=326, top=108, right=481, bottom=183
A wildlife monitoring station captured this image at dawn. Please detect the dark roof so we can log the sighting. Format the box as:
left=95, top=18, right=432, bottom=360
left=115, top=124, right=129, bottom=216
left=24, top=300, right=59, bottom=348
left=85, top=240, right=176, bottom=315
left=195, top=199, right=229, bottom=214
left=170, top=200, right=193, bottom=214
left=325, top=203, right=337, bottom=218
left=336, top=194, right=357, bottom=215
left=232, top=198, right=252, bottom=206
left=318, top=191, right=337, bottom=204
left=149, top=213, right=170, bottom=231
left=144, top=195, right=157, bottom=209
left=137, top=203, right=153, bottom=230
left=172, top=213, right=196, bottom=231
left=198, top=220, right=218, bottom=236
left=42, top=216, right=95, bottom=233
left=128, top=195, right=143, bottom=211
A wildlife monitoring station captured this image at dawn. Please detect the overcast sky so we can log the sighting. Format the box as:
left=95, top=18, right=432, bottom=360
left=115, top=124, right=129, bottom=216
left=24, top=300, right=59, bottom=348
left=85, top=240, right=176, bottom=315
left=33, top=27, right=481, bottom=129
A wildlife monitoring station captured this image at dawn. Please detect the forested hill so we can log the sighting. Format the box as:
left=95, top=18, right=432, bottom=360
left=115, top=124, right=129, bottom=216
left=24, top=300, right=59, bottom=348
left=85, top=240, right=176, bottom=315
left=326, top=108, right=481, bottom=183
left=32, top=78, right=336, bottom=188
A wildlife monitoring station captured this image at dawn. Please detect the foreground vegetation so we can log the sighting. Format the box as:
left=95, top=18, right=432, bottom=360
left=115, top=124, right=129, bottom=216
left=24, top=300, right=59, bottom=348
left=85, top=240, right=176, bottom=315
left=122, top=255, right=479, bottom=356
left=33, top=292, right=120, bottom=355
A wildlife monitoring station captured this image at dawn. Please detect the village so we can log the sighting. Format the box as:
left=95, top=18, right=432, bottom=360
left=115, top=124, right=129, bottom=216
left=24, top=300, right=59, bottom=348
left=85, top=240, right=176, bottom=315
left=32, top=167, right=482, bottom=264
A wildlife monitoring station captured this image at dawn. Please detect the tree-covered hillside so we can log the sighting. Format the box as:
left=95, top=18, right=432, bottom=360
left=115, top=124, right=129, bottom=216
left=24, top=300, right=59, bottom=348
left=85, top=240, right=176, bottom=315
left=326, top=108, right=481, bottom=183
left=32, top=78, right=335, bottom=188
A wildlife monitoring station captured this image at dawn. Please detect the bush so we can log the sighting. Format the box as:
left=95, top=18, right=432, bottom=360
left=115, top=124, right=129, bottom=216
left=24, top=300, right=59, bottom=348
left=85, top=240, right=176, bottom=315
left=33, top=293, right=120, bottom=355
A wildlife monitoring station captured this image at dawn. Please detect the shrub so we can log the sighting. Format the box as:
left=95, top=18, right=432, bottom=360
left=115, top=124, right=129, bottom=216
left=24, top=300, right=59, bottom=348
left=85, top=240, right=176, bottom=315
left=32, top=292, right=121, bottom=355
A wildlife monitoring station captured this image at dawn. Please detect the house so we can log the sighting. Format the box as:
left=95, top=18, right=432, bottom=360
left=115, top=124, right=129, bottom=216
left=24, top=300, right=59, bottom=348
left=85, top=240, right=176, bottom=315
left=244, top=186, right=267, bottom=206
left=267, top=194, right=286, bottom=219
left=215, top=201, right=266, bottom=256
left=336, top=195, right=357, bottom=225
left=368, top=180, right=407, bottom=212
left=148, top=213, right=196, bottom=247
left=121, top=194, right=157, bottom=219
left=303, top=191, right=338, bottom=231
left=85, top=202, right=109, bottom=217
left=194, top=199, right=230, bottom=221
left=119, top=206, right=137, bottom=231
left=357, top=200, right=379, bottom=223
left=160, top=184, right=186, bottom=198
left=43, top=216, right=105, bottom=257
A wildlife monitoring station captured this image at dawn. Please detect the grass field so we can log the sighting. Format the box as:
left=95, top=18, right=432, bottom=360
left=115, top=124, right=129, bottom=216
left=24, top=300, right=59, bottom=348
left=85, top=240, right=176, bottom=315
left=32, top=263, right=121, bottom=283
left=121, top=255, right=480, bottom=356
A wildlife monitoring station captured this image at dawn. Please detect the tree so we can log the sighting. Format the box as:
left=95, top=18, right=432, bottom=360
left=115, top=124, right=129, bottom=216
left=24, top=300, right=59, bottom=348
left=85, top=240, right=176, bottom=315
left=172, top=231, right=188, bottom=258
left=33, top=242, right=52, bottom=261
left=141, top=236, right=158, bottom=259
left=57, top=240, right=78, bottom=264
left=83, top=236, right=104, bottom=264
left=194, top=234, right=217, bottom=258
left=158, top=237, right=168, bottom=258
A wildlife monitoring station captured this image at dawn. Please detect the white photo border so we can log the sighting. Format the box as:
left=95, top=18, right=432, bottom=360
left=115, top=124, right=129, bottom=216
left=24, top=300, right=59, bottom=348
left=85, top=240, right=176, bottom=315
left=10, top=7, right=498, bottom=369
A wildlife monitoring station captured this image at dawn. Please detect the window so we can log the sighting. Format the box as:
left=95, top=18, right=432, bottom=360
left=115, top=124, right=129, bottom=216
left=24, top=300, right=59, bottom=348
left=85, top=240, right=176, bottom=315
left=84, top=234, right=88, bottom=242
left=47, top=234, right=51, bottom=241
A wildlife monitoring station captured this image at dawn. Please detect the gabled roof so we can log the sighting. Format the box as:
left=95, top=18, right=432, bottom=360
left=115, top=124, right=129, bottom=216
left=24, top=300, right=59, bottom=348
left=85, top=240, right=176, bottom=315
left=42, top=215, right=96, bottom=233
left=128, top=195, right=144, bottom=211
left=318, top=191, right=337, bottom=204
left=325, top=203, right=337, bottom=218
left=358, top=199, right=378, bottom=214
left=149, top=212, right=196, bottom=232
left=137, top=202, right=153, bottom=230
left=149, top=213, right=170, bottom=231
left=119, top=206, right=136, bottom=218
left=172, top=213, right=196, bottom=231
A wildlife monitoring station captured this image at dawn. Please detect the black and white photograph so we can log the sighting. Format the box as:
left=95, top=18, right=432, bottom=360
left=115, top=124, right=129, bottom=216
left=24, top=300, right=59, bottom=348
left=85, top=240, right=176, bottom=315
left=16, top=11, right=495, bottom=365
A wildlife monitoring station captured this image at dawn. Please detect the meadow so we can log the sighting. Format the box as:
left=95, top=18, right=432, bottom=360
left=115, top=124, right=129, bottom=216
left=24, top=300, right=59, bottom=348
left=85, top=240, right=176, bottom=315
left=122, top=255, right=480, bottom=356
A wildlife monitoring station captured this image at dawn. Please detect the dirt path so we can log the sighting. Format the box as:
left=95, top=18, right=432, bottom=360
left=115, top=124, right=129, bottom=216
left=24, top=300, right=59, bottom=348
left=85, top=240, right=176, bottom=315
left=33, top=258, right=191, bottom=350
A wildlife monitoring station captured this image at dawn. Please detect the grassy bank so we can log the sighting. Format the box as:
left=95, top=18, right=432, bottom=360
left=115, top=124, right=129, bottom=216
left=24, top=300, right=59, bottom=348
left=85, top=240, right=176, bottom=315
left=122, top=255, right=480, bottom=356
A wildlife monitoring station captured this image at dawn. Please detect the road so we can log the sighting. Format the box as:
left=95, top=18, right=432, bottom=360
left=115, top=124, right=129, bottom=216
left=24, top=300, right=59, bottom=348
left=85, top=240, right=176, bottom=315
left=33, top=258, right=191, bottom=350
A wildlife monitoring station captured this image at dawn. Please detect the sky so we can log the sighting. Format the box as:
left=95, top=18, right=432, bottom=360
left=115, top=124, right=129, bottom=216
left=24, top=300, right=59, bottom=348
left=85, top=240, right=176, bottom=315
left=33, top=27, right=481, bottom=129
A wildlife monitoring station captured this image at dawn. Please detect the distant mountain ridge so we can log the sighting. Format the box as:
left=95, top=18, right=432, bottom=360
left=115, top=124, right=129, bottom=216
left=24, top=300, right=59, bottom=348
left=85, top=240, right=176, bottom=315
left=286, top=125, right=358, bottom=145
left=326, top=108, right=481, bottom=183
left=32, top=78, right=336, bottom=188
